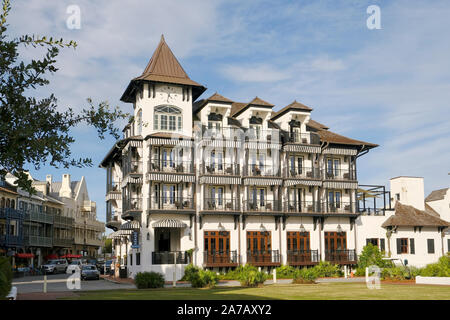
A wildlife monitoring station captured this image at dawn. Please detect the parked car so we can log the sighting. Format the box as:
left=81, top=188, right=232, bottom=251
left=80, top=264, right=100, bottom=280
left=41, top=259, right=68, bottom=274
left=66, top=259, right=84, bottom=274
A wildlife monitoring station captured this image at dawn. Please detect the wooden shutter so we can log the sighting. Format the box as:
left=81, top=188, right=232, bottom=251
left=366, top=239, right=370, bottom=246
left=409, top=238, right=415, bottom=254
left=380, top=238, right=385, bottom=252
left=396, top=238, right=402, bottom=254
left=427, top=239, right=435, bottom=254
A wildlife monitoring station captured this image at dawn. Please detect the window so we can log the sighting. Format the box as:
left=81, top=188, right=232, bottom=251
left=427, top=239, right=435, bottom=254
left=366, top=238, right=379, bottom=247
left=395, top=193, right=400, bottom=201
left=136, top=253, right=141, bottom=265
left=136, top=109, right=142, bottom=135
left=153, top=105, right=182, bottom=132
left=397, top=238, right=408, bottom=254
left=410, top=238, right=415, bottom=254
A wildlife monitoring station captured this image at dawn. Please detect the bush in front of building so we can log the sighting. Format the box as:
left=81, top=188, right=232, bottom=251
left=355, top=244, right=389, bottom=276
left=182, top=264, right=218, bottom=288
left=134, top=271, right=165, bottom=289
left=276, top=265, right=297, bottom=279
left=0, top=257, right=13, bottom=299
left=237, top=264, right=268, bottom=287
left=381, top=266, right=411, bottom=280
left=313, top=261, right=343, bottom=278
left=292, top=267, right=318, bottom=284
left=419, top=254, right=450, bottom=277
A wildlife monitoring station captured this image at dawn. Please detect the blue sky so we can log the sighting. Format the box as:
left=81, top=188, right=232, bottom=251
left=6, top=0, right=450, bottom=226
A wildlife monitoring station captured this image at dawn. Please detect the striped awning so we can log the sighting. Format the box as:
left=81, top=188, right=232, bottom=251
left=120, top=221, right=141, bottom=230
left=243, top=178, right=283, bottom=186
left=152, top=219, right=187, bottom=228
left=199, top=176, right=241, bottom=185
left=284, top=144, right=321, bottom=154
left=199, top=140, right=241, bottom=149
left=105, top=192, right=121, bottom=201
left=147, top=173, right=195, bottom=183
left=245, top=142, right=281, bottom=150
left=323, top=181, right=358, bottom=189
left=284, top=179, right=322, bottom=187
left=107, top=229, right=133, bottom=239
left=323, top=147, right=358, bottom=156
left=121, top=176, right=143, bottom=188
left=147, top=137, right=193, bottom=147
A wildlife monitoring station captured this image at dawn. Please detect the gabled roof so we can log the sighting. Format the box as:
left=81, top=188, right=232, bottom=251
left=307, top=119, right=329, bottom=130
left=231, top=97, right=274, bottom=117
left=425, top=203, right=441, bottom=218
left=425, top=188, right=448, bottom=202
left=318, top=129, right=378, bottom=148
left=271, top=100, right=313, bottom=120
left=193, top=92, right=234, bottom=114
left=121, top=35, right=206, bottom=102
left=381, top=202, right=450, bottom=228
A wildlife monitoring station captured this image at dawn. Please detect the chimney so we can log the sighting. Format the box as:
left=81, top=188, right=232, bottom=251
left=59, top=174, right=72, bottom=198
left=46, top=175, right=52, bottom=193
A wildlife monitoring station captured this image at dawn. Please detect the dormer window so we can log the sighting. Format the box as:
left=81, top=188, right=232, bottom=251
left=153, top=105, right=182, bottom=132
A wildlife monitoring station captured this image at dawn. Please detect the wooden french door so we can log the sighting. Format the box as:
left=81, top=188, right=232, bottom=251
left=287, top=232, right=310, bottom=251
left=247, top=231, right=271, bottom=263
left=325, top=232, right=346, bottom=251
left=204, top=231, right=230, bottom=264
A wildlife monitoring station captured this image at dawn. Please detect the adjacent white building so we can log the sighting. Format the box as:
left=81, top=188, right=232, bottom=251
left=101, top=36, right=449, bottom=279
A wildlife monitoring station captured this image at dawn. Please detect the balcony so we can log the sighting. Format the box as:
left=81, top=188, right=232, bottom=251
left=324, top=249, right=357, bottom=265
left=0, top=234, right=23, bottom=247
left=24, top=211, right=54, bottom=225
left=152, top=251, right=190, bottom=265
left=323, top=168, right=356, bottom=181
left=0, top=207, right=23, bottom=220
left=85, top=238, right=103, bottom=247
left=123, top=160, right=143, bottom=176
left=244, top=200, right=282, bottom=213
left=53, top=238, right=73, bottom=247
left=107, top=181, right=122, bottom=193
left=202, top=163, right=240, bottom=176
left=244, top=164, right=281, bottom=177
left=287, top=167, right=321, bottom=179
left=148, top=197, right=195, bottom=211
left=148, top=160, right=194, bottom=174
left=288, top=132, right=320, bottom=145
left=285, top=201, right=321, bottom=214
left=201, top=126, right=243, bottom=140
left=123, top=197, right=143, bottom=212
left=23, top=235, right=52, bottom=247
left=246, top=250, right=281, bottom=266
left=203, top=198, right=240, bottom=212
left=106, top=215, right=121, bottom=230
left=287, top=250, right=320, bottom=266
left=204, top=250, right=239, bottom=267
left=53, top=215, right=74, bottom=228
left=245, top=128, right=281, bottom=143
left=322, top=202, right=356, bottom=214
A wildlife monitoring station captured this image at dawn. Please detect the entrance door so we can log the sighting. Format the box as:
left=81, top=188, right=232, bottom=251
left=324, top=231, right=347, bottom=262
left=247, top=231, right=271, bottom=263
left=204, top=231, right=230, bottom=264
left=157, top=229, right=171, bottom=252
left=287, top=231, right=311, bottom=263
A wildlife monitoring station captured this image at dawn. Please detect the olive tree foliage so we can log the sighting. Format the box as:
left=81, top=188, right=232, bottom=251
left=0, top=0, right=128, bottom=192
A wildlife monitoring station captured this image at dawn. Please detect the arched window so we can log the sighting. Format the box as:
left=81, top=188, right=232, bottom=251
left=153, top=105, right=182, bottom=132
left=136, top=109, right=143, bottom=136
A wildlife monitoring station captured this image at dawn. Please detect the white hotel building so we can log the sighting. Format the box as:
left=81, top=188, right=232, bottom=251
left=101, top=36, right=449, bottom=279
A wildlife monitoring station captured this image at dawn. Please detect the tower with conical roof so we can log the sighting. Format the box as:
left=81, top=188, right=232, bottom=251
left=121, top=35, right=206, bottom=139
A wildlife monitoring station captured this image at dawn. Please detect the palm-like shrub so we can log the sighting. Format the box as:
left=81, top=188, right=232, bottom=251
left=0, top=257, right=12, bottom=299
left=292, top=268, right=318, bottom=284
left=237, top=264, right=267, bottom=287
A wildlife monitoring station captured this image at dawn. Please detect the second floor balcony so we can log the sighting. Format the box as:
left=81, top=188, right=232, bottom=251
left=243, top=199, right=283, bottom=213
left=202, top=162, right=240, bottom=176
left=148, top=196, right=195, bottom=211
left=148, top=160, right=194, bottom=174
left=0, top=234, right=23, bottom=247
left=322, top=202, right=356, bottom=214
left=203, top=197, right=240, bottom=212
left=287, top=167, right=321, bottom=179
left=288, top=132, right=320, bottom=145
left=123, top=160, right=143, bottom=176
left=24, top=211, right=54, bottom=225
left=24, top=235, right=52, bottom=247
left=323, top=168, right=356, bottom=181
left=285, top=201, right=321, bottom=214
left=152, top=251, right=190, bottom=265
left=123, top=197, right=143, bottom=212
left=244, top=164, right=281, bottom=177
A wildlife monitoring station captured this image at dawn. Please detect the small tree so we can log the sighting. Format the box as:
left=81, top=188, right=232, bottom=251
left=356, top=244, right=387, bottom=275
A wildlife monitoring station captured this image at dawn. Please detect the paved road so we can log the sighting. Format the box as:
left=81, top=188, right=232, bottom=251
left=12, top=273, right=135, bottom=294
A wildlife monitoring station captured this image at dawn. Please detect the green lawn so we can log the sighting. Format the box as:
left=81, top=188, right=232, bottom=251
left=67, top=282, right=450, bottom=300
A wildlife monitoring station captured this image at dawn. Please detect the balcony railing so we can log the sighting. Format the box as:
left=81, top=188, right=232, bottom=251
left=323, top=169, right=356, bottom=180
left=246, top=250, right=281, bottom=266
left=123, top=198, right=143, bottom=212
left=322, top=202, right=356, bottom=214
left=53, top=238, right=73, bottom=247
left=53, top=215, right=74, bottom=228
left=287, top=250, right=320, bottom=266
left=204, top=250, right=239, bottom=267
left=24, top=211, right=54, bottom=225
left=203, top=198, right=240, bottom=211
left=0, top=207, right=23, bottom=220
left=201, top=126, right=243, bottom=140
left=202, top=163, right=240, bottom=175
left=107, top=181, right=121, bottom=193
left=244, top=200, right=282, bottom=212
left=152, top=251, right=190, bottom=265
left=244, top=164, right=281, bottom=177
left=288, top=132, right=320, bottom=145
left=123, top=160, right=143, bottom=176
left=148, top=197, right=195, bottom=210
left=324, top=249, right=357, bottom=264
left=245, top=128, right=281, bottom=143
left=287, top=167, right=321, bottom=179
left=24, top=235, right=52, bottom=247
left=148, top=160, right=194, bottom=174
left=0, top=234, right=23, bottom=247
left=285, top=201, right=321, bottom=213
